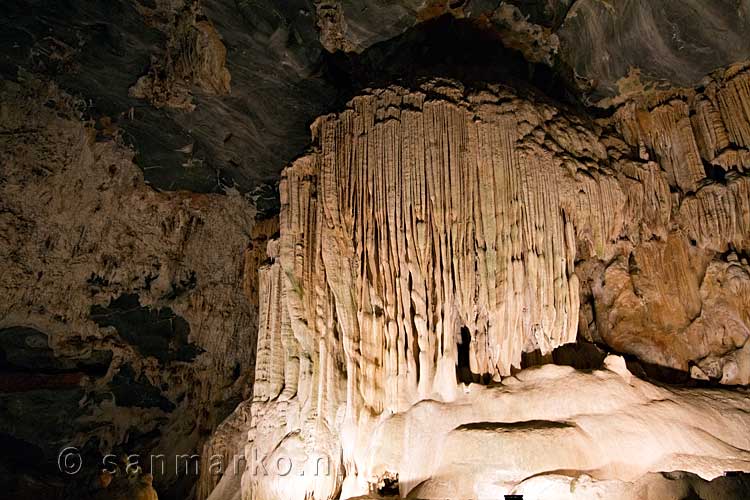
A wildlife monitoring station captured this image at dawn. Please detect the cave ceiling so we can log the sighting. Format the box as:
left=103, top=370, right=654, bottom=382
left=3, top=0, right=748, bottom=209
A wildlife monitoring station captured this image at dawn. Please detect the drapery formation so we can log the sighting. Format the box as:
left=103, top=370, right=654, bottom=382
left=240, top=70, right=750, bottom=500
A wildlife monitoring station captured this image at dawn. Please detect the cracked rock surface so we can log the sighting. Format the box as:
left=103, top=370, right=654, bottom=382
left=3, top=0, right=748, bottom=194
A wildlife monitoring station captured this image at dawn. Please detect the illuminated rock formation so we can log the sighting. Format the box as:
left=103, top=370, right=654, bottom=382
left=4, top=2, right=750, bottom=499
left=600, top=64, right=750, bottom=384
left=129, top=2, right=232, bottom=111
left=225, top=69, right=750, bottom=500
left=365, top=360, right=750, bottom=499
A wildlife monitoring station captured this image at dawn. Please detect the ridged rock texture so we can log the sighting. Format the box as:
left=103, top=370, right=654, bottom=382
left=222, top=68, right=750, bottom=500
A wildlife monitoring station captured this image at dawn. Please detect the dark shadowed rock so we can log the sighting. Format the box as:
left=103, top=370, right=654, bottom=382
left=558, top=0, right=750, bottom=104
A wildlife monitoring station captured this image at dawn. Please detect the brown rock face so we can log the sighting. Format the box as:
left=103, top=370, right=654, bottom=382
left=93, top=467, right=159, bottom=500
left=4, top=2, right=750, bottom=499
left=0, top=75, right=271, bottom=495
left=596, top=65, right=750, bottom=384
left=129, top=2, right=232, bottom=111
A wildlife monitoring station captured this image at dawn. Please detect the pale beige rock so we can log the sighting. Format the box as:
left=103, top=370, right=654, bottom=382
left=197, top=400, right=253, bottom=500
left=394, top=363, right=750, bottom=499
left=236, top=75, right=750, bottom=500
left=511, top=471, right=749, bottom=500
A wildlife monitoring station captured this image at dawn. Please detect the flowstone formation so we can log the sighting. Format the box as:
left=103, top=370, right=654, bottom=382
left=5, top=2, right=750, bottom=500
left=206, top=70, right=750, bottom=500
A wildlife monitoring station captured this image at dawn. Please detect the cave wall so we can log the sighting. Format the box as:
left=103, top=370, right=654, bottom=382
left=0, top=75, right=275, bottom=496
left=596, top=63, right=750, bottom=382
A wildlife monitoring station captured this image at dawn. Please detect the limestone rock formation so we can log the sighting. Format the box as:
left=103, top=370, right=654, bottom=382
left=234, top=72, right=750, bottom=499
left=367, top=360, right=750, bottom=499
left=93, top=464, right=159, bottom=500
left=5, top=0, right=747, bottom=193
left=196, top=400, right=252, bottom=499
left=5, top=3, right=750, bottom=500
left=596, top=64, right=750, bottom=385
left=0, top=75, right=273, bottom=496
left=129, top=2, right=232, bottom=111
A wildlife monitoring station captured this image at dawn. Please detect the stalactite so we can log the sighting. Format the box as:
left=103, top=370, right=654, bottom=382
left=238, top=72, right=750, bottom=500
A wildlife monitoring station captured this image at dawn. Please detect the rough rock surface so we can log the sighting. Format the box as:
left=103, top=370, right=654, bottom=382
left=232, top=73, right=750, bottom=500
left=4, top=0, right=747, bottom=194
left=92, top=464, right=159, bottom=500
left=0, top=76, right=274, bottom=497
left=558, top=0, right=750, bottom=104
left=4, top=3, right=750, bottom=500
left=241, top=358, right=750, bottom=500
left=371, top=361, right=750, bottom=499
left=129, top=2, right=232, bottom=111
left=597, top=63, right=750, bottom=384
left=196, top=400, right=252, bottom=500
left=1, top=0, right=335, bottom=195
